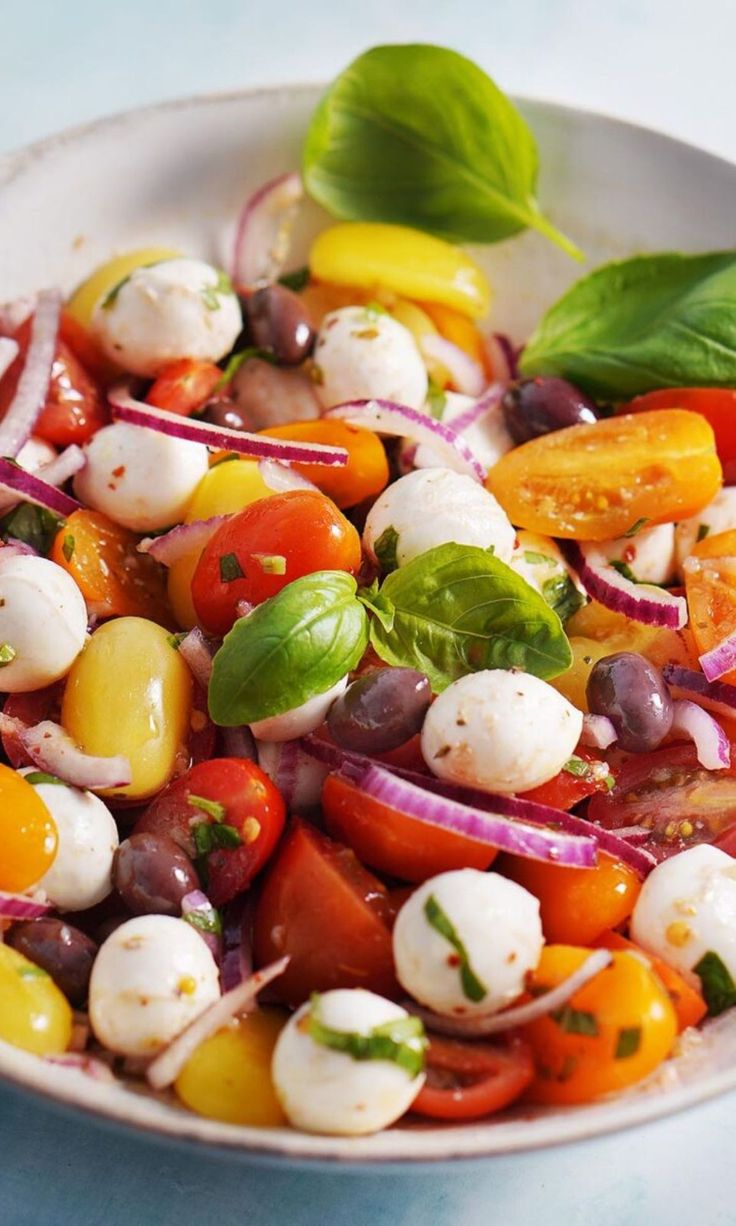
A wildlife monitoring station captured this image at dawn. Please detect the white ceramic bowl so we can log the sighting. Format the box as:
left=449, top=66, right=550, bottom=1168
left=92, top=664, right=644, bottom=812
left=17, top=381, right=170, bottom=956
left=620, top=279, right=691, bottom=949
left=1, top=86, right=736, bottom=1165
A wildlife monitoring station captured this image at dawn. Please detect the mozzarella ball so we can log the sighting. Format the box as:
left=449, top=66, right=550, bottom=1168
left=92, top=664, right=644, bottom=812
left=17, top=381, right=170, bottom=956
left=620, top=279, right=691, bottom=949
left=91, top=257, right=242, bottom=377
left=17, top=436, right=57, bottom=472
left=364, top=467, right=516, bottom=569
left=74, top=421, right=208, bottom=532
left=415, top=391, right=514, bottom=472
left=676, top=488, right=736, bottom=571
left=22, top=770, right=118, bottom=911
left=509, top=529, right=585, bottom=601
left=314, top=306, right=428, bottom=410
left=250, top=675, right=349, bottom=742
left=630, top=844, right=736, bottom=986
left=0, top=555, right=87, bottom=691
left=394, top=870, right=543, bottom=1016
left=597, top=523, right=677, bottom=585
left=422, top=669, right=583, bottom=794
left=272, top=989, right=424, bottom=1135
left=89, top=915, right=220, bottom=1056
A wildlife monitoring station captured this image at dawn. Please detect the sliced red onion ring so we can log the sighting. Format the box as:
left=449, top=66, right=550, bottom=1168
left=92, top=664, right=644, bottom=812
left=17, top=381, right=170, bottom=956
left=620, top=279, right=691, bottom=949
left=563, top=541, right=687, bottom=629
left=220, top=895, right=254, bottom=991
left=670, top=700, right=730, bottom=769
left=231, top=171, right=304, bottom=289
left=181, top=889, right=221, bottom=961
left=45, top=1053, right=116, bottom=1082
left=0, top=337, right=19, bottom=382
left=109, top=384, right=348, bottom=467
left=325, top=399, right=486, bottom=483
left=409, top=949, right=613, bottom=1038
left=257, top=736, right=328, bottom=810
left=698, top=630, right=736, bottom=683
left=419, top=334, right=485, bottom=397
left=38, top=444, right=86, bottom=488
left=221, top=725, right=258, bottom=761
left=0, top=289, right=62, bottom=459
left=178, top=628, right=217, bottom=689
left=0, top=456, right=81, bottom=518
left=147, top=955, right=289, bottom=1090
left=138, top=515, right=230, bottom=567
left=257, top=459, right=318, bottom=493
left=484, top=332, right=519, bottom=382
left=580, top=714, right=618, bottom=750
left=0, top=714, right=131, bottom=789
left=446, top=383, right=505, bottom=435
left=0, top=891, right=52, bottom=921
left=662, top=664, right=736, bottom=721
left=0, top=296, right=34, bottom=337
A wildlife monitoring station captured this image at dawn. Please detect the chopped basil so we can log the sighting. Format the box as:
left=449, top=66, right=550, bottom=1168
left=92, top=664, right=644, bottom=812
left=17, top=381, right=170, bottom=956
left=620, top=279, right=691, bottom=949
left=24, top=771, right=66, bottom=787
left=100, top=259, right=172, bottom=310
left=609, top=559, right=639, bottom=584
left=183, top=906, right=222, bottom=936
left=215, top=345, right=276, bottom=391
left=562, top=756, right=590, bottom=778
left=62, top=534, right=75, bottom=562
left=192, top=820, right=243, bottom=857
left=524, top=550, right=556, bottom=566
left=426, top=379, right=447, bottom=421
left=364, top=301, right=389, bottom=318
left=423, top=893, right=488, bottom=1003
left=278, top=266, right=310, bottom=292
left=550, top=1005, right=599, bottom=1036
left=373, top=526, right=400, bottom=575
left=219, top=552, right=245, bottom=583
left=307, top=993, right=426, bottom=1078
left=167, top=632, right=186, bottom=651
left=252, top=553, right=286, bottom=576
left=697, top=523, right=711, bottom=543
left=623, top=517, right=649, bottom=538
left=0, top=642, right=16, bottom=667
left=541, top=573, right=585, bottom=625
left=201, top=270, right=234, bottom=311
left=614, top=1026, right=642, bottom=1059
left=188, top=793, right=227, bottom=822
left=694, top=950, right=736, bottom=1016
left=0, top=503, right=64, bottom=554
left=17, top=964, right=49, bottom=980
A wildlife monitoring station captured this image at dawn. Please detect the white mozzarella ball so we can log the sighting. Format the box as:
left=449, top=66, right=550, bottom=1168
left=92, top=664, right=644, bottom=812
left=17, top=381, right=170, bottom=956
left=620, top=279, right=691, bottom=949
left=509, top=529, right=585, bottom=602
left=676, top=488, right=736, bottom=571
left=314, top=306, right=428, bottom=410
left=596, top=523, right=677, bottom=585
left=22, top=770, right=119, bottom=910
left=74, top=421, right=208, bottom=532
left=364, top=467, right=516, bottom=568
left=17, top=436, right=57, bottom=472
left=89, top=915, right=220, bottom=1056
left=91, top=257, right=242, bottom=377
left=422, top=669, right=583, bottom=794
left=415, top=391, right=514, bottom=472
left=393, top=869, right=543, bottom=1016
left=0, top=555, right=87, bottom=692
left=630, top=844, right=736, bottom=986
left=272, top=989, right=424, bottom=1135
left=250, top=675, right=349, bottom=743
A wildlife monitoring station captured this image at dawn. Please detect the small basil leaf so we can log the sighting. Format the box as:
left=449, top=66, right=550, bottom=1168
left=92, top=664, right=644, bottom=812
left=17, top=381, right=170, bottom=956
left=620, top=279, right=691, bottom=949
left=694, top=950, right=736, bottom=1016
left=278, top=266, right=310, bottom=292
left=208, top=570, right=368, bottom=725
left=542, top=573, right=586, bottom=624
left=357, top=582, right=395, bottom=633
left=374, top=526, right=399, bottom=574
left=0, top=503, right=64, bottom=555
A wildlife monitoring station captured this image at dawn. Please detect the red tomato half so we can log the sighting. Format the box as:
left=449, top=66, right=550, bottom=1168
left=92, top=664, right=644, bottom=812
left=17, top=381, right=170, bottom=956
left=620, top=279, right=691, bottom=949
left=519, top=749, right=611, bottom=811
left=411, top=1036, right=534, bottom=1120
left=146, top=358, right=223, bottom=417
left=1, top=685, right=62, bottom=768
left=623, top=388, right=736, bottom=483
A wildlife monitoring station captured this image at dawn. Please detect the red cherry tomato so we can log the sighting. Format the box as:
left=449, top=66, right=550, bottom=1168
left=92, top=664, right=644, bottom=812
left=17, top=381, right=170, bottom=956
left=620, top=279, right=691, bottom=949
left=146, top=358, right=223, bottom=417
left=623, top=388, right=736, bottom=483
left=1, top=685, right=62, bottom=769
left=411, top=1036, right=534, bottom=1120
left=133, top=758, right=285, bottom=906
left=252, top=819, right=397, bottom=1005
left=191, top=490, right=362, bottom=636
left=518, top=749, right=612, bottom=811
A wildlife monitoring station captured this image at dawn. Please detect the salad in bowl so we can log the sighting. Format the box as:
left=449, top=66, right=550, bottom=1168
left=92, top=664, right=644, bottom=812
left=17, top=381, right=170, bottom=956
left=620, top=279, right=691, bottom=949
left=1, top=44, right=736, bottom=1148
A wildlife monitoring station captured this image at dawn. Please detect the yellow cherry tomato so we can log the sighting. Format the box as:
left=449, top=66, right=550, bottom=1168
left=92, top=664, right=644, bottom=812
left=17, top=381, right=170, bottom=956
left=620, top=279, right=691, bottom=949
left=309, top=223, right=491, bottom=319
left=0, top=764, right=57, bottom=892
left=389, top=300, right=449, bottom=386
left=66, top=247, right=180, bottom=331
left=0, top=944, right=72, bottom=1055
left=61, top=617, right=193, bottom=800
left=548, top=636, right=611, bottom=712
left=175, top=1009, right=287, bottom=1126
left=522, top=946, right=677, bottom=1105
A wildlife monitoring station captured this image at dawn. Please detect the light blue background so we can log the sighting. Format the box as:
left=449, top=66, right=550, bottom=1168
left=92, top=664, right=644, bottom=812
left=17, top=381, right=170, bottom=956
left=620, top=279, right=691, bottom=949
left=1, top=2, right=735, bottom=1222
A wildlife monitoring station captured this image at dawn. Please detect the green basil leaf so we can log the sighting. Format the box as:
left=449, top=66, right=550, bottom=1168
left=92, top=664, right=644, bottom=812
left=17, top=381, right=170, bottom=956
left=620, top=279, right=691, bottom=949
left=424, top=893, right=487, bottom=1003
left=369, top=543, right=572, bottom=691
left=551, top=1005, right=599, bottom=1036
left=0, top=503, right=64, bottom=555
left=614, top=1026, right=642, bottom=1059
left=278, top=266, right=310, bottom=292
left=541, top=573, right=586, bottom=624
left=357, top=581, right=395, bottom=633
left=374, top=526, right=399, bottom=575
left=694, top=950, right=736, bottom=1016
left=208, top=570, right=368, bottom=725
left=521, top=250, right=736, bottom=399
left=308, top=993, right=427, bottom=1078
left=303, top=44, right=580, bottom=259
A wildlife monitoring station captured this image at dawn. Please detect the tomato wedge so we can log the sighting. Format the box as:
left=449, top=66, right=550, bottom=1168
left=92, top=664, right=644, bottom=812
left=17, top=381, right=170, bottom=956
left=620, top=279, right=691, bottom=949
left=518, top=750, right=611, bottom=811
left=411, top=1036, right=534, bottom=1120
left=146, top=358, right=223, bottom=417
left=623, top=388, right=736, bottom=483
left=684, top=548, right=736, bottom=685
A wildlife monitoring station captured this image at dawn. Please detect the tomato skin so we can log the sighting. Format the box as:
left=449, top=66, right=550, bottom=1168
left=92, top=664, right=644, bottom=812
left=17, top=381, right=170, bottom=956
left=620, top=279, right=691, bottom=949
left=623, top=388, right=736, bottom=483
left=253, top=819, right=398, bottom=1005
left=500, top=852, right=641, bottom=945
left=411, top=1036, right=534, bottom=1120
left=684, top=549, right=736, bottom=685
left=191, top=490, right=361, bottom=636
left=1, top=685, right=62, bottom=768
left=50, top=509, right=170, bottom=623
left=0, top=763, right=58, bottom=892
left=260, top=421, right=389, bottom=509
left=518, top=750, right=610, bottom=811
left=322, top=773, right=496, bottom=883
left=146, top=358, right=223, bottom=417
left=592, top=931, right=707, bottom=1033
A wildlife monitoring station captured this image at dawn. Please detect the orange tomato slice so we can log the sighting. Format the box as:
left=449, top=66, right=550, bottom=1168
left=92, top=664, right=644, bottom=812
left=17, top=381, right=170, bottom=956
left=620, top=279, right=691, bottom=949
left=684, top=547, right=736, bottom=684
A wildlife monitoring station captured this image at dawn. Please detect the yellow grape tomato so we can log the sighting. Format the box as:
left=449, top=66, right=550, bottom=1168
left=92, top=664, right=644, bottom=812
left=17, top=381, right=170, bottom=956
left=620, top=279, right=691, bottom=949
left=66, top=248, right=180, bottom=330
left=0, top=944, right=72, bottom=1056
left=175, top=1008, right=287, bottom=1126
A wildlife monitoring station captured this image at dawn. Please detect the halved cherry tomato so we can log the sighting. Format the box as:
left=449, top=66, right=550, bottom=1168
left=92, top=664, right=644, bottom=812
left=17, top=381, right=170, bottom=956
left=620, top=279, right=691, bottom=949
left=252, top=819, right=397, bottom=1005
left=518, top=749, right=611, bottom=811
left=58, top=310, right=113, bottom=385
left=1, top=684, right=61, bottom=769
left=146, top=358, right=223, bottom=417
left=133, top=758, right=285, bottom=906
left=0, top=316, right=106, bottom=446
left=259, top=421, right=389, bottom=509
left=692, top=527, right=736, bottom=561
left=487, top=410, right=722, bottom=541
left=714, top=822, right=736, bottom=857
left=623, top=388, right=736, bottom=483
left=411, top=1036, right=534, bottom=1120
left=592, top=931, right=707, bottom=1032
left=0, top=762, right=58, bottom=892
left=500, top=852, right=641, bottom=944
left=684, top=546, right=736, bottom=684
left=191, top=490, right=361, bottom=636
left=50, top=509, right=170, bottom=623
left=418, top=300, right=494, bottom=381
left=322, top=773, right=496, bottom=883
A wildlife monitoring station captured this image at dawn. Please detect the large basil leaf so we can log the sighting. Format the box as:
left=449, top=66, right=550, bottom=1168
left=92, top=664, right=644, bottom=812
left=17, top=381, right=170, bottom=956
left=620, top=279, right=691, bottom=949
left=521, top=250, right=736, bottom=399
left=369, top=543, right=572, bottom=691
left=303, top=45, right=580, bottom=258
left=208, top=571, right=368, bottom=726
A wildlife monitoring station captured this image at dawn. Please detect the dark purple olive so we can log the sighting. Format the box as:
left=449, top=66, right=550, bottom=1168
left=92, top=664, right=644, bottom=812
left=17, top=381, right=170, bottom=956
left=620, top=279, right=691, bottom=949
left=327, top=668, right=431, bottom=755
left=6, top=919, right=97, bottom=1006
left=227, top=358, right=321, bottom=430
left=113, top=832, right=199, bottom=916
left=245, top=285, right=315, bottom=366
left=502, top=377, right=599, bottom=444
left=202, top=397, right=250, bottom=432
left=586, top=652, right=673, bottom=753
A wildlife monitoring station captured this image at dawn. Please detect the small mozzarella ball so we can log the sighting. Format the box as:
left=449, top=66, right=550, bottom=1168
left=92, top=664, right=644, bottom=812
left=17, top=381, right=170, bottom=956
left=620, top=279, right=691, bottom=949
left=676, top=488, right=736, bottom=571
left=74, top=421, right=208, bottom=532
left=91, top=257, right=242, bottom=377
left=314, top=306, right=428, bottom=410
left=393, top=870, right=543, bottom=1016
left=415, top=391, right=514, bottom=472
left=272, top=989, right=424, bottom=1135
left=597, top=523, right=677, bottom=585
left=21, top=770, right=119, bottom=911
left=89, top=915, right=220, bottom=1056
left=630, top=844, right=736, bottom=985
left=364, top=467, right=516, bottom=568
left=509, top=529, right=584, bottom=599
left=17, top=436, right=57, bottom=472
left=0, top=556, right=87, bottom=692
left=250, top=675, right=349, bottom=743
left=422, top=669, right=583, bottom=794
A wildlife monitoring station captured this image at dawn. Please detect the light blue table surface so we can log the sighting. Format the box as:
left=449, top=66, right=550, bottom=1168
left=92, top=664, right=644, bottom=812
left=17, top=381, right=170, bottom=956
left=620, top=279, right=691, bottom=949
left=1, top=2, right=736, bottom=1222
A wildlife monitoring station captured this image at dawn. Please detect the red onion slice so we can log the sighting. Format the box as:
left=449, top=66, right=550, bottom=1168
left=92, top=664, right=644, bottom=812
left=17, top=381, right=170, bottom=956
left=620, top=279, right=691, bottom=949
left=221, top=725, right=258, bottom=761
left=0, top=714, right=131, bottom=789
left=220, top=895, right=254, bottom=991
left=698, top=630, right=736, bottom=683
left=231, top=172, right=303, bottom=289
left=662, top=663, right=736, bottom=721
left=0, top=456, right=81, bottom=518
left=181, top=889, right=221, bottom=961
left=0, top=289, right=62, bottom=459
left=484, top=332, right=519, bottom=382
left=0, top=891, right=52, bottom=920
left=670, top=700, right=730, bottom=769
left=419, top=334, right=485, bottom=397
left=580, top=713, right=618, bottom=750
left=38, top=444, right=86, bottom=488
left=0, top=296, right=34, bottom=337
left=564, top=541, right=687, bottom=629
left=147, top=955, right=289, bottom=1090
left=325, top=399, right=486, bottom=482
left=0, top=337, right=19, bottom=382
left=109, top=384, right=348, bottom=467
left=178, top=627, right=218, bottom=689
left=257, top=459, right=318, bottom=493
left=138, top=515, right=230, bottom=567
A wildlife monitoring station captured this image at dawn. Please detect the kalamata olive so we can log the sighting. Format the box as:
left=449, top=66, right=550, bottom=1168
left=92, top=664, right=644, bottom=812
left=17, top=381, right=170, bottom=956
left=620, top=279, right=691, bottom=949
left=113, top=831, right=200, bottom=916
left=7, top=919, right=97, bottom=1006
left=229, top=358, right=321, bottom=430
left=245, top=285, right=315, bottom=366
left=327, top=668, right=431, bottom=754
left=586, top=651, right=673, bottom=753
left=202, top=398, right=250, bottom=433
left=502, top=377, right=599, bottom=444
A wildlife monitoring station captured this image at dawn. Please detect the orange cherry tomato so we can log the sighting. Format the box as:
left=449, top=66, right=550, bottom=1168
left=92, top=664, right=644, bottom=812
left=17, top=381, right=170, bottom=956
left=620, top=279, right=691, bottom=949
left=411, top=1036, right=534, bottom=1120
left=0, top=764, right=58, bottom=892
left=623, top=388, right=736, bottom=484
left=50, top=510, right=170, bottom=623
left=683, top=550, right=736, bottom=684
left=58, top=310, right=115, bottom=385
left=146, top=358, right=223, bottom=417
left=500, top=852, right=641, bottom=945
left=565, top=599, right=699, bottom=673
left=259, top=421, right=389, bottom=509
left=487, top=410, right=722, bottom=541
left=592, top=931, right=707, bottom=1033
left=298, top=282, right=371, bottom=329
left=522, top=945, right=677, bottom=1104
left=418, top=300, right=494, bottom=381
